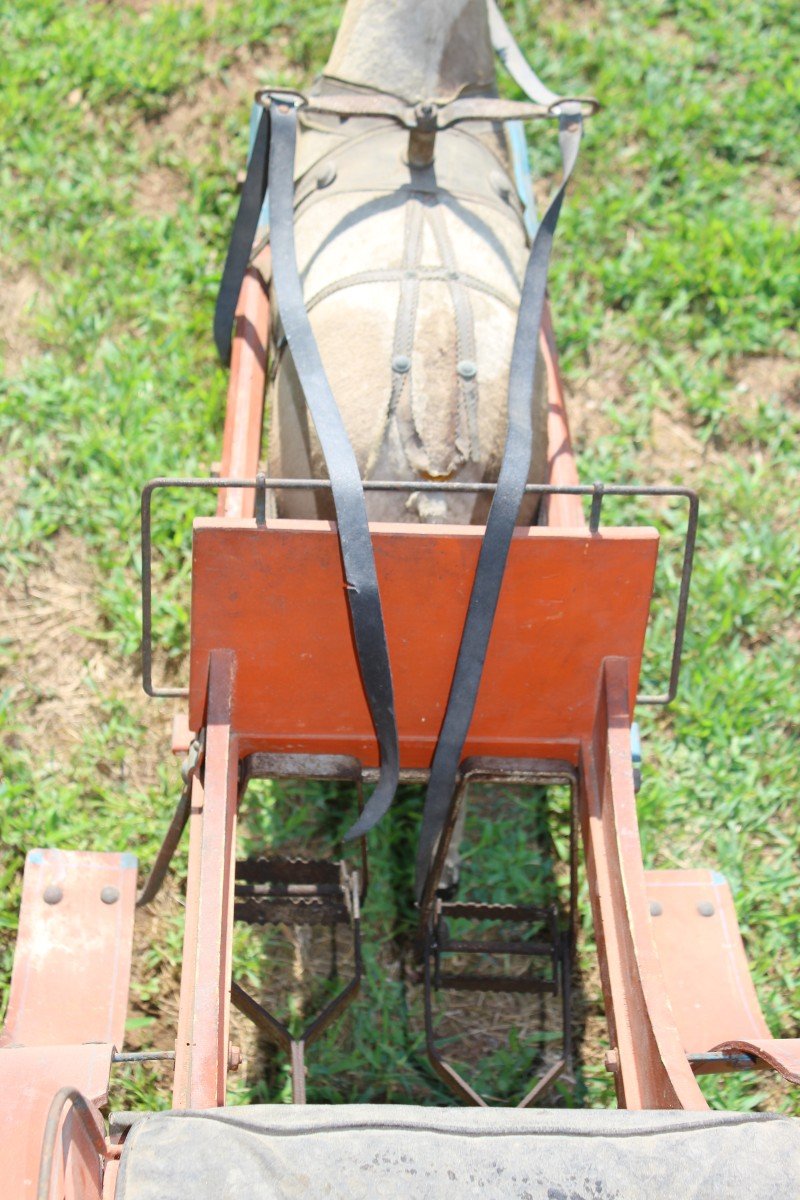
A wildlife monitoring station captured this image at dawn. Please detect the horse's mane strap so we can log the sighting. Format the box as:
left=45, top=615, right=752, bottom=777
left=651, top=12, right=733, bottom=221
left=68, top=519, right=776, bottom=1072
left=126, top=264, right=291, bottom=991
left=255, top=89, right=598, bottom=128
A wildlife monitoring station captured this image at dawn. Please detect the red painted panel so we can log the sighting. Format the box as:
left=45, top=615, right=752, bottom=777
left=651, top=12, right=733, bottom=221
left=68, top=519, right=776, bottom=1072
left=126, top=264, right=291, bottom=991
left=3, top=850, right=137, bottom=1052
left=645, top=869, right=771, bottom=1055
left=189, top=520, right=658, bottom=766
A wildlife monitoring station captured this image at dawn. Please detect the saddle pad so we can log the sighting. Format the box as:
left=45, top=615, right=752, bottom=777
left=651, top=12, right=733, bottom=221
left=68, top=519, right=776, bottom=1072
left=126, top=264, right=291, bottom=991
left=116, top=1104, right=800, bottom=1200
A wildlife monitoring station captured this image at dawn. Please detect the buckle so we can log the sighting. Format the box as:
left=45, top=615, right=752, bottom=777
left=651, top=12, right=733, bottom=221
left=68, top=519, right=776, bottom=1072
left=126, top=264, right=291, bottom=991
left=255, top=87, right=308, bottom=111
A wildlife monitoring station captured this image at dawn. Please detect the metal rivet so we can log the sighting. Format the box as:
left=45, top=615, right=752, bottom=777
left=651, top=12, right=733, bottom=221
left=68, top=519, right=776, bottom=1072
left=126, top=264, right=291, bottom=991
left=392, top=355, right=411, bottom=374
left=316, top=162, right=336, bottom=189
left=457, top=359, right=477, bottom=380
left=649, top=901, right=663, bottom=917
left=101, top=886, right=120, bottom=905
left=490, top=169, right=512, bottom=201
left=697, top=901, right=715, bottom=917
left=43, top=885, right=63, bottom=905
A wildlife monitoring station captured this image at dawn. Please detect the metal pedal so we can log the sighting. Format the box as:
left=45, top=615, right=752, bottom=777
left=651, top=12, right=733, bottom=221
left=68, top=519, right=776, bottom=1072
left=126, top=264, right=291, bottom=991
left=234, top=856, right=353, bottom=927
left=231, top=860, right=362, bottom=1103
left=431, top=900, right=562, bottom=995
left=423, top=897, right=571, bottom=1107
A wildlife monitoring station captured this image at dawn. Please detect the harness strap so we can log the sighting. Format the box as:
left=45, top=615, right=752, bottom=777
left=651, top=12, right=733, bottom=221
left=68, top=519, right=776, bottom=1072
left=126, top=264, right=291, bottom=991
left=269, top=99, right=400, bottom=840
left=214, top=99, right=400, bottom=835
left=253, top=89, right=596, bottom=126
left=488, top=0, right=563, bottom=110
left=213, top=110, right=270, bottom=366
left=413, top=104, right=583, bottom=897
left=213, top=46, right=591, bottom=862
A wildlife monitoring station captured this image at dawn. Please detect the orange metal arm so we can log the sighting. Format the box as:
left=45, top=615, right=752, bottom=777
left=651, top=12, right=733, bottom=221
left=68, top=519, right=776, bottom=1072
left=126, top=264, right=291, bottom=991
left=579, top=658, right=706, bottom=1108
left=217, top=262, right=270, bottom=520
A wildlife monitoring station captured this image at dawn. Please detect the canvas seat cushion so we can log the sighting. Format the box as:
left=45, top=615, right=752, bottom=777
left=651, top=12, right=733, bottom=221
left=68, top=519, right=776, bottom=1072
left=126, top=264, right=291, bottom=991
left=116, top=1103, right=800, bottom=1200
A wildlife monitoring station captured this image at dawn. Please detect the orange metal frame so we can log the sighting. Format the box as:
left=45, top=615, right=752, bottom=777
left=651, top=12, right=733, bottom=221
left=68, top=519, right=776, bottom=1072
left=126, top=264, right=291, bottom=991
left=170, top=279, right=707, bottom=1112
left=4, top=243, right=797, bottom=1198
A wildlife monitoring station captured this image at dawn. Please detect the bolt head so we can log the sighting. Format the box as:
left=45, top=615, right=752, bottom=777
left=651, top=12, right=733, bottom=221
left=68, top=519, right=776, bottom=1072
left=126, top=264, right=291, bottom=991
left=392, top=354, right=411, bottom=374
left=43, top=884, right=63, bottom=905
left=101, top=886, right=120, bottom=905
left=604, top=1048, right=620, bottom=1072
left=316, top=162, right=337, bottom=189
left=697, top=901, right=715, bottom=917
left=649, top=900, right=663, bottom=917
left=490, top=169, right=512, bottom=202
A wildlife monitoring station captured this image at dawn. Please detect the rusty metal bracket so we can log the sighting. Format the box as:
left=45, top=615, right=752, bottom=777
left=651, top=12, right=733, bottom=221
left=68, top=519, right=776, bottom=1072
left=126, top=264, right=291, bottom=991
left=136, top=731, right=206, bottom=908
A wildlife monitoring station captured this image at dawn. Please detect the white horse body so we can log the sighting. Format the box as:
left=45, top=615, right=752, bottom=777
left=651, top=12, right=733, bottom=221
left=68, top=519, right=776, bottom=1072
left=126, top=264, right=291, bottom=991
left=268, top=0, right=547, bottom=522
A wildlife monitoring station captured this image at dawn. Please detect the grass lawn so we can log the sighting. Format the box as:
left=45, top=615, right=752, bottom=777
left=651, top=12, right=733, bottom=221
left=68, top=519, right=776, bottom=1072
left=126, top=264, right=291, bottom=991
left=0, top=0, right=797, bottom=1116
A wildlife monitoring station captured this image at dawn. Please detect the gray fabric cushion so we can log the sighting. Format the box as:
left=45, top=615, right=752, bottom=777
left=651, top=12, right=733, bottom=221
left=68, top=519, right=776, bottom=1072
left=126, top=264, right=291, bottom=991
left=116, top=1103, right=800, bottom=1200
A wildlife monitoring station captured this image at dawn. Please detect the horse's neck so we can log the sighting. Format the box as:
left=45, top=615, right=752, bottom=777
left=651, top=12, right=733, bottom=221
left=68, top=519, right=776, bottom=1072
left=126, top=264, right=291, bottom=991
left=322, top=0, right=496, bottom=102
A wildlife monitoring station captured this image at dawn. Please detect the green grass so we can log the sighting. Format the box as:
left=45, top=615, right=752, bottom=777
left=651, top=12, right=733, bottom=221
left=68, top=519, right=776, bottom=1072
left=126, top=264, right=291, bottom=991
left=1, top=0, right=798, bottom=1117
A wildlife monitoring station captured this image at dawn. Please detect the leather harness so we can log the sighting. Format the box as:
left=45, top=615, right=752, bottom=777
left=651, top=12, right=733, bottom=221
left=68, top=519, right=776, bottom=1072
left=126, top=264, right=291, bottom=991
left=214, top=6, right=595, bottom=890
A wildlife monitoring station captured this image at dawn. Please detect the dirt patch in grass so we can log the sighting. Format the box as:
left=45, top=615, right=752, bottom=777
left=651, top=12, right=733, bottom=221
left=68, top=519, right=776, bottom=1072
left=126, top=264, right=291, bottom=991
left=747, top=166, right=800, bottom=226
left=546, top=0, right=601, bottom=31
left=729, top=354, right=800, bottom=418
left=565, top=337, right=637, bottom=449
left=0, top=269, right=43, bottom=377
left=134, top=166, right=188, bottom=217
left=565, top=336, right=711, bottom=476
left=1, top=532, right=118, bottom=761
left=651, top=15, right=695, bottom=47
left=0, top=514, right=185, bottom=1082
left=136, top=42, right=287, bottom=167
left=711, top=352, right=800, bottom=461
left=650, top=404, right=706, bottom=473
left=0, top=530, right=167, bottom=784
